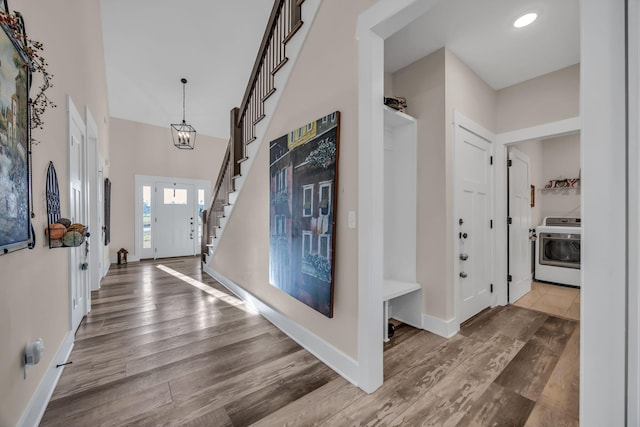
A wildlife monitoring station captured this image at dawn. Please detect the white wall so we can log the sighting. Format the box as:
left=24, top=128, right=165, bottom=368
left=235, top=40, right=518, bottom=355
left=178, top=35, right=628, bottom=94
left=581, top=0, right=627, bottom=423
left=109, top=118, right=227, bottom=261
left=0, top=1, right=110, bottom=425
left=539, top=133, right=581, bottom=219
left=496, top=64, right=580, bottom=133
left=210, top=0, right=378, bottom=361
left=391, top=49, right=448, bottom=319
left=513, top=133, right=581, bottom=227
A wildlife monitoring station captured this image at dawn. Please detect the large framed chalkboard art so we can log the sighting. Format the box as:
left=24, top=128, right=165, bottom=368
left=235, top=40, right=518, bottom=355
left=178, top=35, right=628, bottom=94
left=269, top=111, right=340, bottom=317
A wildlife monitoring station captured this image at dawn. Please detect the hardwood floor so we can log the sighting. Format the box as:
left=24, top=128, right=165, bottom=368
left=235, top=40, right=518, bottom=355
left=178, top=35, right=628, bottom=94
left=40, top=257, right=578, bottom=426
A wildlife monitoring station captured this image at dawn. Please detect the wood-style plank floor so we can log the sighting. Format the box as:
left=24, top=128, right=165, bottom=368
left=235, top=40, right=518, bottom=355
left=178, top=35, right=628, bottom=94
left=40, top=257, right=578, bottom=426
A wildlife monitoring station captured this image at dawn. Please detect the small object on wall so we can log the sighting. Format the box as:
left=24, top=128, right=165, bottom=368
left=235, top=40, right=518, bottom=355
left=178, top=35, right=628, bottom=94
left=544, top=177, right=581, bottom=189
left=104, top=178, right=111, bottom=245
left=530, top=185, right=535, bottom=207
left=56, top=218, right=71, bottom=228
left=45, top=162, right=61, bottom=248
left=43, top=180, right=88, bottom=250
left=45, top=223, right=66, bottom=240
left=117, top=248, right=128, bottom=265
left=62, top=230, right=85, bottom=247
left=23, top=338, right=44, bottom=379
left=384, top=96, right=407, bottom=113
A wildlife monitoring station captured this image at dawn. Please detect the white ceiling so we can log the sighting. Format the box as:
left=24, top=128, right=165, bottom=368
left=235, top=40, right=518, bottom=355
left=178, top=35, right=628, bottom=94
left=100, top=0, right=579, bottom=140
left=385, top=0, right=580, bottom=89
left=100, top=0, right=273, bottom=139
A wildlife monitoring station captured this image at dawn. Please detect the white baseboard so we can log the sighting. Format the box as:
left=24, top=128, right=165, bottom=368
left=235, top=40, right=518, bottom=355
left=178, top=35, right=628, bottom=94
left=203, top=265, right=360, bottom=387
left=102, top=262, right=110, bottom=278
left=422, top=313, right=459, bottom=338
left=17, top=330, right=74, bottom=427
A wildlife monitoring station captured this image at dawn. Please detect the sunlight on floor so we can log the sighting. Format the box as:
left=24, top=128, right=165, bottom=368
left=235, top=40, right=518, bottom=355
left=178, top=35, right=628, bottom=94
left=156, top=264, right=258, bottom=315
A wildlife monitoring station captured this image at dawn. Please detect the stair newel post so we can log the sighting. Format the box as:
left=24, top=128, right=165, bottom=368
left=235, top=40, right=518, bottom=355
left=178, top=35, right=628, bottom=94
left=231, top=107, right=243, bottom=186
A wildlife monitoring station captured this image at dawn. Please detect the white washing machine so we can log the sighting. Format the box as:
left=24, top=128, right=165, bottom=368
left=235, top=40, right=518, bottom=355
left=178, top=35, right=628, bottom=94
left=535, top=217, right=581, bottom=287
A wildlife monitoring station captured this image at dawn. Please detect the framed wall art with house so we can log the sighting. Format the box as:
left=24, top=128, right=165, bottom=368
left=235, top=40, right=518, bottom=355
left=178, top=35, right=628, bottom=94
left=0, top=8, right=32, bottom=254
left=269, top=111, right=340, bottom=317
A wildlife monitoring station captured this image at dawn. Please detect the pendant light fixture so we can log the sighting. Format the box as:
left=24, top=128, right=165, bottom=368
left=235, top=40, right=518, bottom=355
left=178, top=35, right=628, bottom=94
left=171, top=78, right=196, bottom=150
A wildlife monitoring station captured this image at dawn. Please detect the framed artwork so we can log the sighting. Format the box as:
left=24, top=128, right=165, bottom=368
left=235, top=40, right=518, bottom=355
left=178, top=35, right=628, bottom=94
left=0, top=10, right=32, bottom=253
left=104, top=178, right=111, bottom=245
left=269, top=111, right=340, bottom=317
left=530, top=185, right=535, bottom=207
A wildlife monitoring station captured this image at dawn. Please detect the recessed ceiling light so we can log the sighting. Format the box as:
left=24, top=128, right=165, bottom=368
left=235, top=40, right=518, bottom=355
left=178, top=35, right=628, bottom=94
left=513, top=12, right=538, bottom=28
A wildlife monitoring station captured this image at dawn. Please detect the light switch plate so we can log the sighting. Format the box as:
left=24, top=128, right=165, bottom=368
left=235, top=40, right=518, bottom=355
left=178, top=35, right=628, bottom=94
left=348, top=211, right=356, bottom=229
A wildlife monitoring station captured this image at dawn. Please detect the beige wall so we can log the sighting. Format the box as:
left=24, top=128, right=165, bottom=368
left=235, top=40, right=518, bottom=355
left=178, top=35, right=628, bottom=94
left=109, top=118, right=227, bottom=260
left=496, top=64, right=580, bottom=133
left=443, top=50, right=496, bottom=319
left=391, top=49, right=448, bottom=319
left=211, top=0, right=377, bottom=360
left=390, top=48, right=496, bottom=320
left=0, top=1, right=110, bottom=425
left=390, top=48, right=578, bottom=323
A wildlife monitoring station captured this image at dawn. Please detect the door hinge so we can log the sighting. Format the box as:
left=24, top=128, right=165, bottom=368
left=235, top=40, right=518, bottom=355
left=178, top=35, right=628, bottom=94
left=490, top=219, right=493, bottom=229
left=507, top=274, right=513, bottom=282
left=490, top=156, right=493, bottom=165
left=490, top=283, right=494, bottom=293
left=507, top=159, right=513, bottom=167
left=507, top=217, right=512, bottom=225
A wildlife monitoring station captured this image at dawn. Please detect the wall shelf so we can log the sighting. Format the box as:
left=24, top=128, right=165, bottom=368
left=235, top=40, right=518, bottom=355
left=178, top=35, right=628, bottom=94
left=383, top=106, right=422, bottom=342
left=540, top=186, right=581, bottom=193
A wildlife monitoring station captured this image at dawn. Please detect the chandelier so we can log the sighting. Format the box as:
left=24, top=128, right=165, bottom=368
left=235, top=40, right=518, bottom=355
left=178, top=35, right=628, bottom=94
left=171, top=78, right=196, bottom=150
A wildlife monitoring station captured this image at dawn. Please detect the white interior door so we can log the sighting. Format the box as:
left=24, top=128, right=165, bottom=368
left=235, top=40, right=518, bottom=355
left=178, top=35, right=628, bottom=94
left=69, top=98, right=89, bottom=331
left=456, top=125, right=493, bottom=323
left=155, top=182, right=196, bottom=258
left=508, top=147, right=532, bottom=303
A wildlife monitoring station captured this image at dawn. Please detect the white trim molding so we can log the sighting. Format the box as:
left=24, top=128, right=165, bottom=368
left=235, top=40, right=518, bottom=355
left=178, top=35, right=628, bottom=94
left=203, top=265, right=360, bottom=388
left=356, top=0, right=443, bottom=395
left=491, top=117, right=580, bottom=308
left=17, top=331, right=74, bottom=427
left=422, top=313, right=459, bottom=338
left=495, top=117, right=580, bottom=146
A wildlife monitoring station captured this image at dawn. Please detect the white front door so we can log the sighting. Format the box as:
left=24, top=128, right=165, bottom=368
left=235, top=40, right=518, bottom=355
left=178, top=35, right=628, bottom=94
left=69, top=98, right=90, bottom=331
left=508, top=147, right=532, bottom=303
left=456, top=125, right=493, bottom=323
left=155, top=182, right=196, bottom=258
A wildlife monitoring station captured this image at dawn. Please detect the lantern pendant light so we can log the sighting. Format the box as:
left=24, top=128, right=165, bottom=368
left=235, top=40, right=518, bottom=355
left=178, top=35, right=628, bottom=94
left=171, top=78, right=196, bottom=150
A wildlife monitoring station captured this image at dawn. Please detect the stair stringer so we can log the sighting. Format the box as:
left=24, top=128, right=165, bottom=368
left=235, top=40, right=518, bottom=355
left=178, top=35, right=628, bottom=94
left=205, top=0, right=322, bottom=264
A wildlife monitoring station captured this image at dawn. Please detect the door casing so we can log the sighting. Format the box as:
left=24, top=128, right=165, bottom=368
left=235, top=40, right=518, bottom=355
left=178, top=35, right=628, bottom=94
left=68, top=96, right=90, bottom=331
left=134, top=175, right=211, bottom=261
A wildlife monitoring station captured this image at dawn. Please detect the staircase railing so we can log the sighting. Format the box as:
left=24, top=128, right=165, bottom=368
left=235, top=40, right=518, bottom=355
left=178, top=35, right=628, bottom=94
left=203, top=0, right=306, bottom=257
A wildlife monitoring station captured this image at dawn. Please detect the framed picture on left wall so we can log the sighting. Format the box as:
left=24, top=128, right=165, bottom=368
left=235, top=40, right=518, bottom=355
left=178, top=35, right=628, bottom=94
left=0, top=13, right=32, bottom=253
left=269, top=111, right=341, bottom=318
